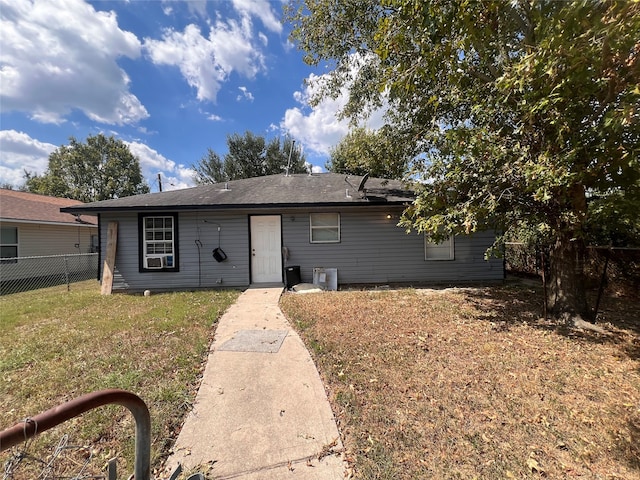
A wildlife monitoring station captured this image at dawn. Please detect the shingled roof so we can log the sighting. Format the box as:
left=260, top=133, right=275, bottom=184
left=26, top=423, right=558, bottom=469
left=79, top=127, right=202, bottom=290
left=0, top=189, right=96, bottom=225
left=61, top=173, right=415, bottom=214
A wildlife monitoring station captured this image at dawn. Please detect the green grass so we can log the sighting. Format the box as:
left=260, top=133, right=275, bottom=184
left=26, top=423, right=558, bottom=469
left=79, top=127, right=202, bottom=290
left=0, top=280, right=240, bottom=478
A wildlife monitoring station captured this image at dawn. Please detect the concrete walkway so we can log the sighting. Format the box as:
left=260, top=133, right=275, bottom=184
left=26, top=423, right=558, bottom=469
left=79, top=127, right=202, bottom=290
left=164, top=286, right=346, bottom=479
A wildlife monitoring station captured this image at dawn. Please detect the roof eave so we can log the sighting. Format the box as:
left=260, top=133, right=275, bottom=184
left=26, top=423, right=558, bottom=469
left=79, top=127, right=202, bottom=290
left=61, top=200, right=414, bottom=214
left=0, top=218, right=97, bottom=227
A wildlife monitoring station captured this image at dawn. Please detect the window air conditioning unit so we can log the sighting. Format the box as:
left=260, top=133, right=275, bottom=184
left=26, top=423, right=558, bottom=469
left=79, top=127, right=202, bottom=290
left=145, top=255, right=166, bottom=269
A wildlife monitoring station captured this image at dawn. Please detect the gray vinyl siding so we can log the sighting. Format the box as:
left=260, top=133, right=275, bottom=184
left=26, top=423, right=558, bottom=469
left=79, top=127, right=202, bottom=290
left=282, top=210, right=503, bottom=285
left=101, top=208, right=502, bottom=292
left=0, top=222, right=98, bottom=283
left=101, top=212, right=250, bottom=291
left=10, top=222, right=97, bottom=257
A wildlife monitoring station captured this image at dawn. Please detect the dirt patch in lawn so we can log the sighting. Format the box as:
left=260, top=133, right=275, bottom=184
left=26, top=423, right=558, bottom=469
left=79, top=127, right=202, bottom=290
left=280, top=285, right=640, bottom=479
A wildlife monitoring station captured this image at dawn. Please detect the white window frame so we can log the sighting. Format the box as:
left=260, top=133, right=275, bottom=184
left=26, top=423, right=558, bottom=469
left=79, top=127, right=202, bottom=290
left=1, top=226, right=18, bottom=263
left=143, top=215, right=176, bottom=269
left=310, top=213, right=341, bottom=243
left=425, top=235, right=455, bottom=261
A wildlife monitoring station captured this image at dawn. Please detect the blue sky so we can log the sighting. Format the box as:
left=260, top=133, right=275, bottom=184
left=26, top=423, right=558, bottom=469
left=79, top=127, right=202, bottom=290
left=0, top=0, right=384, bottom=192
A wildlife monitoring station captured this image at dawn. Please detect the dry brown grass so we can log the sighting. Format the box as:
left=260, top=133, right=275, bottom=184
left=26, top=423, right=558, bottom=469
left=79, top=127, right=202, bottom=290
left=281, top=284, right=640, bottom=479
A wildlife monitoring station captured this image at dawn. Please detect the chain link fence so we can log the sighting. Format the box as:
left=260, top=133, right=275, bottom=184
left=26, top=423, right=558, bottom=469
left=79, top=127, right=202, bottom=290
left=505, top=242, right=640, bottom=294
left=504, top=242, right=542, bottom=276
left=2, top=433, right=104, bottom=480
left=0, top=253, right=98, bottom=296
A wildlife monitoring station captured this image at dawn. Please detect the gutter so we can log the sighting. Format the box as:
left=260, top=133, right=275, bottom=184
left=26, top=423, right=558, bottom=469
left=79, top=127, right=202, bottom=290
left=60, top=200, right=415, bottom=215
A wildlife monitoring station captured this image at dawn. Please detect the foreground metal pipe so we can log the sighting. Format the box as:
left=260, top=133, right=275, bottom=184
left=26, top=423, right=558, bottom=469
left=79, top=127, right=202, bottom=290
left=0, top=389, right=151, bottom=480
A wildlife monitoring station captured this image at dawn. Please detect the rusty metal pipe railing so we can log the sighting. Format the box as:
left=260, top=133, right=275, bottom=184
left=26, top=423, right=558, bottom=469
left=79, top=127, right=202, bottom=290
left=0, top=389, right=151, bottom=480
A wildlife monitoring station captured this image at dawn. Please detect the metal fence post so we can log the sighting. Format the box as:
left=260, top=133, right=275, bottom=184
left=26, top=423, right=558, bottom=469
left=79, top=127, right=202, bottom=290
left=63, top=254, right=70, bottom=291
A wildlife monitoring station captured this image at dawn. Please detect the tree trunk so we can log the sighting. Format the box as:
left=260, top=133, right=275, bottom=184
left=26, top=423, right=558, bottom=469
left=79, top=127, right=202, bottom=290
left=547, top=230, right=590, bottom=320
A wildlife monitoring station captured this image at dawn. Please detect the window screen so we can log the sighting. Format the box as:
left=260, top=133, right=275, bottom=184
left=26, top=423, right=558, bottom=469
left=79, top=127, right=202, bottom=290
left=0, top=226, right=18, bottom=262
left=310, top=213, right=340, bottom=243
left=425, top=235, right=454, bottom=260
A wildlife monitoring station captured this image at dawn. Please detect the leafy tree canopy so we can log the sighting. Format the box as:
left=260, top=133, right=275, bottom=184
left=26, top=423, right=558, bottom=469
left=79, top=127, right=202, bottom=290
left=25, top=134, right=149, bottom=202
left=327, top=126, right=410, bottom=179
left=193, top=132, right=307, bottom=184
left=288, top=0, right=640, bottom=319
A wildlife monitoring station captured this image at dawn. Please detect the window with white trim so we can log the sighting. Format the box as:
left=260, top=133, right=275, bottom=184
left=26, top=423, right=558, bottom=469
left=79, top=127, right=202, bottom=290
left=310, top=213, right=340, bottom=243
left=425, top=235, right=454, bottom=260
left=139, top=214, right=178, bottom=271
left=1, top=226, right=18, bottom=263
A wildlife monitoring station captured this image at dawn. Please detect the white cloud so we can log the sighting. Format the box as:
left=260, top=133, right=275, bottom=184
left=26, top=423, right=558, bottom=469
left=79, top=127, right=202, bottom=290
left=237, top=86, right=254, bottom=102
left=144, top=18, right=264, bottom=103
left=198, top=107, right=224, bottom=121
left=184, top=0, right=208, bottom=19
left=144, top=24, right=223, bottom=102
left=281, top=56, right=387, bottom=157
left=166, top=165, right=198, bottom=191
left=305, top=162, right=323, bottom=174
left=0, top=0, right=148, bottom=125
left=282, top=38, right=295, bottom=53
left=281, top=73, right=351, bottom=156
left=0, top=130, right=57, bottom=187
left=144, top=0, right=280, bottom=105
left=125, top=141, right=192, bottom=190
left=160, top=0, right=209, bottom=19
left=0, top=131, right=195, bottom=191
left=231, top=0, right=282, bottom=34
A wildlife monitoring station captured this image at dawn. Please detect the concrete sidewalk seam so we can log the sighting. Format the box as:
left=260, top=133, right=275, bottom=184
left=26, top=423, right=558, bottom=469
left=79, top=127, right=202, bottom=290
left=210, top=451, right=344, bottom=480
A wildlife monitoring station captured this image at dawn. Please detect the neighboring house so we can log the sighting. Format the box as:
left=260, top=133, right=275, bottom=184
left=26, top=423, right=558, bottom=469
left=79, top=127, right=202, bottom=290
left=0, top=189, right=98, bottom=259
left=61, top=173, right=503, bottom=292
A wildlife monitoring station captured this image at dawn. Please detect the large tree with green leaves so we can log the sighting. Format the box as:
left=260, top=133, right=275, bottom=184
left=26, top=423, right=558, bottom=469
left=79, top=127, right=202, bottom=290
left=327, top=126, right=409, bottom=179
left=193, top=132, right=307, bottom=184
left=288, top=0, right=640, bottom=322
left=25, top=134, right=149, bottom=202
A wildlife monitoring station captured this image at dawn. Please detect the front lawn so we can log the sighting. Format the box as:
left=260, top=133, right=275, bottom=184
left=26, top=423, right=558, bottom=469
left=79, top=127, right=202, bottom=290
left=0, top=281, right=240, bottom=479
left=281, top=285, right=640, bottom=479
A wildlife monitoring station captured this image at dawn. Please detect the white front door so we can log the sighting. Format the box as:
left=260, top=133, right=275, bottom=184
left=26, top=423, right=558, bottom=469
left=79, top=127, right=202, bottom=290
left=250, top=215, right=282, bottom=283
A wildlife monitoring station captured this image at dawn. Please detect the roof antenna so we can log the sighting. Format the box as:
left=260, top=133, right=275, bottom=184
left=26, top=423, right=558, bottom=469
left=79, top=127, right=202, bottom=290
left=344, top=175, right=355, bottom=189
left=346, top=174, right=370, bottom=199
left=285, top=139, right=295, bottom=177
